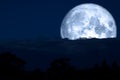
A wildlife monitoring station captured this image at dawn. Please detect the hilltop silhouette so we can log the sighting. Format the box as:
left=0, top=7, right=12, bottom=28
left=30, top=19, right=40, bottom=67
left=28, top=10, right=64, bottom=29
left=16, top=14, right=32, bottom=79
left=0, top=38, right=119, bottom=79
left=0, top=52, right=119, bottom=80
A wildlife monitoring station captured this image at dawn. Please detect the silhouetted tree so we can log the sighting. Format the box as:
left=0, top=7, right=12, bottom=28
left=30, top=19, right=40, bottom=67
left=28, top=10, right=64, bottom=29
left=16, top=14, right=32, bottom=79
left=112, top=61, right=119, bottom=71
left=47, top=58, right=76, bottom=80
left=0, top=52, right=26, bottom=79
left=98, top=59, right=110, bottom=79
left=94, top=63, right=99, bottom=70
left=101, top=59, right=109, bottom=70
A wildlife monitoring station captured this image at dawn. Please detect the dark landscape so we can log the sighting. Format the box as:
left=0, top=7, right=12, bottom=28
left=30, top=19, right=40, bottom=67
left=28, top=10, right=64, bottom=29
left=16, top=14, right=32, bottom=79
left=0, top=38, right=120, bottom=80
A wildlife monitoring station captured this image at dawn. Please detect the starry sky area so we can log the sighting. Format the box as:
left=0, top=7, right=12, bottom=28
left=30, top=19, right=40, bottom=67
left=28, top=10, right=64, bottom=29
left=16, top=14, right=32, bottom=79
left=0, top=0, right=119, bottom=40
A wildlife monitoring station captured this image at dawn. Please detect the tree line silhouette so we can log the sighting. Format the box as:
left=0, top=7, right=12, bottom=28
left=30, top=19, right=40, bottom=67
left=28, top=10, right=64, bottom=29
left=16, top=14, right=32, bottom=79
left=0, top=52, right=119, bottom=80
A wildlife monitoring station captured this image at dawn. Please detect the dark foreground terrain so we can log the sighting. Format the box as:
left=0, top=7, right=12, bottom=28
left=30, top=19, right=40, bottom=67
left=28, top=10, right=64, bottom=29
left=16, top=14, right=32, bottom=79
left=0, top=38, right=120, bottom=80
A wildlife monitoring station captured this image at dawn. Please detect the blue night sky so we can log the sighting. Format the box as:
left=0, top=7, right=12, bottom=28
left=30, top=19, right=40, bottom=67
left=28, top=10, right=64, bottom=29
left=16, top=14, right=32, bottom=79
left=0, top=0, right=119, bottom=40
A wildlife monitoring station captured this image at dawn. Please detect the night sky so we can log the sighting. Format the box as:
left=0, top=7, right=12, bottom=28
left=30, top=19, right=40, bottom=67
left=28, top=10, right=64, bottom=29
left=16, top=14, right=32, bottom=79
left=0, top=0, right=120, bottom=71
left=0, top=0, right=120, bottom=40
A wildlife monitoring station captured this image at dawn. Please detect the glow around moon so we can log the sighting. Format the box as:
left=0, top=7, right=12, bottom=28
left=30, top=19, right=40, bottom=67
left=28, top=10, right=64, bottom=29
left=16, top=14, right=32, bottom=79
left=60, top=3, right=117, bottom=40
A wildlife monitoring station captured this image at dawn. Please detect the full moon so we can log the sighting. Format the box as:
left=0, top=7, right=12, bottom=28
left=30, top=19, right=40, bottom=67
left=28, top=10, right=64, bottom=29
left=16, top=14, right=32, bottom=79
left=60, top=3, right=117, bottom=40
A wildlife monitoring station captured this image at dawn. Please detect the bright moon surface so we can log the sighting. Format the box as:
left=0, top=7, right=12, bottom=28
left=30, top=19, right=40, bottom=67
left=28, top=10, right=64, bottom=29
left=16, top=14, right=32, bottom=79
left=60, top=3, right=117, bottom=40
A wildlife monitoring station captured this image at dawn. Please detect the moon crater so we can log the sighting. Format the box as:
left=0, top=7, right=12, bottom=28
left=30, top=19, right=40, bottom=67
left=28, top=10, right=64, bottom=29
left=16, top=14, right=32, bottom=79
left=61, top=3, right=117, bottom=40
